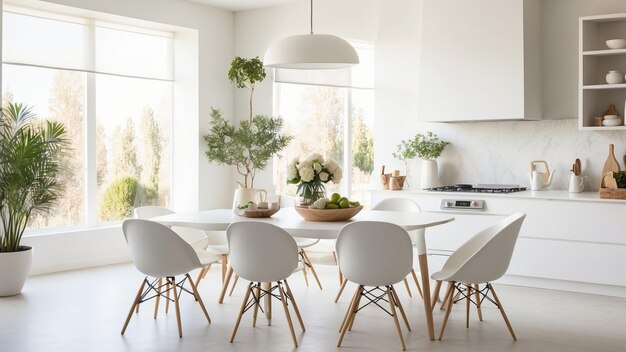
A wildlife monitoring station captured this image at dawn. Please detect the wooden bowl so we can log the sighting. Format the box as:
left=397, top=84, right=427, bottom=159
left=240, top=208, right=279, bottom=218
left=294, top=205, right=363, bottom=222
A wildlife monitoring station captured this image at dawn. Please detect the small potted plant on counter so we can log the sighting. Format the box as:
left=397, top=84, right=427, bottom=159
left=0, top=103, right=69, bottom=296
left=413, top=131, right=449, bottom=189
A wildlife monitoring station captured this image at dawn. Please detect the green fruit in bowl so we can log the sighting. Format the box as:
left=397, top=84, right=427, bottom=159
left=330, top=193, right=341, bottom=203
left=339, top=200, right=350, bottom=208
left=338, top=197, right=348, bottom=204
left=325, top=203, right=339, bottom=209
left=350, top=201, right=361, bottom=208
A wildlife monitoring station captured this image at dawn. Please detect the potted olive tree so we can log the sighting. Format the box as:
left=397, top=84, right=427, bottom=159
left=0, top=103, right=69, bottom=296
left=204, top=57, right=292, bottom=207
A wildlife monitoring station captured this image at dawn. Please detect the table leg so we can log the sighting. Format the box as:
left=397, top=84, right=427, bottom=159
left=418, top=254, right=435, bottom=341
left=218, top=266, right=234, bottom=304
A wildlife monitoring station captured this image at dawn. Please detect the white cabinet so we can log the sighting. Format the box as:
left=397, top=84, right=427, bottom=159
left=418, top=0, right=541, bottom=122
left=579, top=13, right=626, bottom=130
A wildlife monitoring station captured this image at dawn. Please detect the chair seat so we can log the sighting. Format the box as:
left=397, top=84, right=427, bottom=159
left=295, top=238, right=320, bottom=249
left=197, top=251, right=221, bottom=266
left=430, top=268, right=456, bottom=282
left=206, top=244, right=230, bottom=255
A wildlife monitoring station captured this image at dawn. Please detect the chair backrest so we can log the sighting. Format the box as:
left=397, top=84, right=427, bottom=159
left=133, top=206, right=174, bottom=219
left=371, top=198, right=424, bottom=244
left=442, top=212, right=526, bottom=284
left=336, top=221, right=413, bottom=286
left=122, top=219, right=203, bottom=278
left=227, top=222, right=298, bottom=283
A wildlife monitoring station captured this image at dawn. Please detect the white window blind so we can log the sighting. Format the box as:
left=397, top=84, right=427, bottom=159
left=3, top=9, right=173, bottom=81
left=274, top=43, right=374, bottom=89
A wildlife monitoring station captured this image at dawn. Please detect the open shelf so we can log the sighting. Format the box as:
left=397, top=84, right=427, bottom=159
left=579, top=13, right=626, bottom=130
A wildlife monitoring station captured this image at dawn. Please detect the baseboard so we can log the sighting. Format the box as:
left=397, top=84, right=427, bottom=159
left=497, top=274, right=626, bottom=298
left=29, top=254, right=132, bottom=276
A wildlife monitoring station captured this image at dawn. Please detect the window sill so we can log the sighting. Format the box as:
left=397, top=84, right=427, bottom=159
left=23, top=223, right=122, bottom=238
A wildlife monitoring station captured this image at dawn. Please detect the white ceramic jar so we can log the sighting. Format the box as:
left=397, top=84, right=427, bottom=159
left=606, top=70, right=624, bottom=84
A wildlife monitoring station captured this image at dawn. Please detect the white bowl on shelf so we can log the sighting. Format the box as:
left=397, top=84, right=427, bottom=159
left=606, top=39, right=626, bottom=49
left=603, top=118, right=623, bottom=127
left=604, top=114, right=619, bottom=120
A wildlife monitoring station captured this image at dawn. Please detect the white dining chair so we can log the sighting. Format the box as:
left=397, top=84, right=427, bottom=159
left=336, top=221, right=413, bottom=351
left=227, top=222, right=305, bottom=348
left=133, top=206, right=228, bottom=288
left=227, top=195, right=323, bottom=296
left=121, top=219, right=218, bottom=337
left=335, top=198, right=424, bottom=303
left=430, top=212, right=526, bottom=341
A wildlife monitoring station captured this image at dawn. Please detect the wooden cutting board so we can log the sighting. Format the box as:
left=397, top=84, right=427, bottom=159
left=600, top=144, right=620, bottom=187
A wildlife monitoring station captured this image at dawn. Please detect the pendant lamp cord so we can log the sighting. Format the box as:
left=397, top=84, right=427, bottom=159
left=310, top=0, right=313, bottom=34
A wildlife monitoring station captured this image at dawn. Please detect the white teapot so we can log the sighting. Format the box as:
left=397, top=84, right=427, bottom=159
left=529, top=161, right=555, bottom=191
left=232, top=182, right=267, bottom=210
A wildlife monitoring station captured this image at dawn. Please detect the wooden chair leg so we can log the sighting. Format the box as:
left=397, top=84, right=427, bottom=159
left=230, top=282, right=253, bottom=343
left=153, top=278, right=162, bottom=320
left=278, top=282, right=299, bottom=348
left=229, top=274, right=240, bottom=297
left=300, top=253, right=310, bottom=287
left=186, top=273, right=211, bottom=323
left=488, top=283, right=517, bottom=341
left=121, top=278, right=147, bottom=335
left=347, top=285, right=364, bottom=331
left=302, top=250, right=323, bottom=290
left=440, top=281, right=454, bottom=310
left=466, top=284, right=471, bottom=328
left=431, top=280, right=442, bottom=311
left=165, top=281, right=170, bottom=314
left=403, top=277, right=413, bottom=298
left=335, top=278, right=348, bottom=303
left=438, top=281, right=456, bottom=340
left=284, top=279, right=305, bottom=331
left=391, top=286, right=411, bottom=331
left=474, top=284, right=483, bottom=321
left=252, top=283, right=261, bottom=327
left=387, top=287, right=407, bottom=351
left=195, top=267, right=206, bottom=288
left=221, top=255, right=228, bottom=284
left=338, top=286, right=363, bottom=347
left=410, top=269, right=424, bottom=298
left=218, top=266, right=234, bottom=304
left=334, top=251, right=343, bottom=284
left=339, top=287, right=360, bottom=333
left=170, top=277, right=183, bottom=338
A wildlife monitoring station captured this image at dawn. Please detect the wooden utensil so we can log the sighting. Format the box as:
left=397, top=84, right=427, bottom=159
left=576, top=159, right=581, bottom=175
left=602, top=172, right=618, bottom=189
left=600, top=144, right=620, bottom=187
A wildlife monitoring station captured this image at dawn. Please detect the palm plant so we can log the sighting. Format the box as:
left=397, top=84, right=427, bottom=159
left=0, top=103, right=68, bottom=252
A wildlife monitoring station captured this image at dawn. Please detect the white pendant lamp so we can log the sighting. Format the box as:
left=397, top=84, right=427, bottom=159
left=263, top=0, right=359, bottom=69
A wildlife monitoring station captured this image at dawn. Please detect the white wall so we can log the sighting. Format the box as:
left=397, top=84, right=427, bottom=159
left=2, top=0, right=235, bottom=275
left=233, top=0, right=379, bottom=192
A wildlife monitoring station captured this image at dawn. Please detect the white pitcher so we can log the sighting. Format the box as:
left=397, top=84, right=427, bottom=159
left=232, top=182, right=267, bottom=210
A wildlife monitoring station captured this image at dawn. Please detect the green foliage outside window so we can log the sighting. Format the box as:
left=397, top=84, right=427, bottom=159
left=99, top=176, right=157, bottom=221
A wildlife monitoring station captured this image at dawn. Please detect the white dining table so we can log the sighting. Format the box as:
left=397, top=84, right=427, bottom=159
left=153, top=207, right=454, bottom=341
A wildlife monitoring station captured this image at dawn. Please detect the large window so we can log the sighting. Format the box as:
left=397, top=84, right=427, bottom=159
left=274, top=43, right=375, bottom=203
left=2, top=8, right=173, bottom=230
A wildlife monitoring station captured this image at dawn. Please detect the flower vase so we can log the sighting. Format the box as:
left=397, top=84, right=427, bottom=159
left=420, top=159, right=440, bottom=189
left=298, top=182, right=326, bottom=206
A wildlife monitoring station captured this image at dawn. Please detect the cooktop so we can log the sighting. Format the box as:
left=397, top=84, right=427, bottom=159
left=426, top=184, right=527, bottom=194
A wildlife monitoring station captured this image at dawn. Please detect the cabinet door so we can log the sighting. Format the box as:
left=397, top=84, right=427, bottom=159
left=418, top=0, right=528, bottom=121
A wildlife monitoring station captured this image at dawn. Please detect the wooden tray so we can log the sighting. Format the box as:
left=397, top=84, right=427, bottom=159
left=295, top=205, right=363, bottom=222
left=240, top=208, right=279, bottom=218
left=599, top=188, right=626, bottom=199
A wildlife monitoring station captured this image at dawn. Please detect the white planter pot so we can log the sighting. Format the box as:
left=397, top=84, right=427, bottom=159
left=420, top=159, right=440, bottom=189
left=0, top=246, right=32, bottom=297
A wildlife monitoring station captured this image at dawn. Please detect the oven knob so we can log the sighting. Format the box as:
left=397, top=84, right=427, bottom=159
left=444, top=201, right=453, bottom=207
left=470, top=201, right=477, bottom=207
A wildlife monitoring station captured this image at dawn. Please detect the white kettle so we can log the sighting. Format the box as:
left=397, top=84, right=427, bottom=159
left=529, top=161, right=555, bottom=191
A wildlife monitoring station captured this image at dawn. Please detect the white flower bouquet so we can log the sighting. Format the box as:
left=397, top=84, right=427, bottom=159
left=287, top=154, right=342, bottom=204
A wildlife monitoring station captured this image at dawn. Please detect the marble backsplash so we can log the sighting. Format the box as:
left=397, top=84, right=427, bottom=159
left=410, top=119, right=626, bottom=191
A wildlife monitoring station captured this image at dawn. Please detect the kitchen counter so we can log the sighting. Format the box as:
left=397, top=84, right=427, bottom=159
left=370, top=189, right=626, bottom=204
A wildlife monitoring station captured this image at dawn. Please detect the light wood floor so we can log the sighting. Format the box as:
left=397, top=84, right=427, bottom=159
left=1, top=263, right=625, bottom=352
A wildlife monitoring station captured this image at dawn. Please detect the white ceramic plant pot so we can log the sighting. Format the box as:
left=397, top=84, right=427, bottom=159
left=606, top=70, right=624, bottom=84
left=0, top=246, right=32, bottom=297
left=420, top=159, right=440, bottom=189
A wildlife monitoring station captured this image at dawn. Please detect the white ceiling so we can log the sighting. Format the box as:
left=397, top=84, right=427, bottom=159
left=188, top=0, right=301, bottom=12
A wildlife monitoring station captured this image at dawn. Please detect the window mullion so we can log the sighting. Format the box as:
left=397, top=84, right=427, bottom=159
left=85, top=20, right=98, bottom=226
left=343, top=88, right=352, bottom=198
